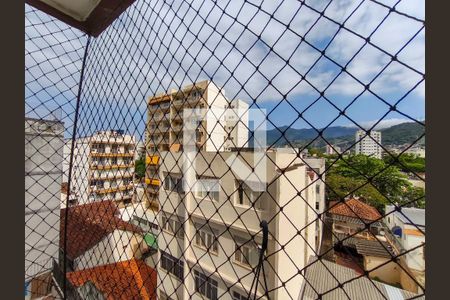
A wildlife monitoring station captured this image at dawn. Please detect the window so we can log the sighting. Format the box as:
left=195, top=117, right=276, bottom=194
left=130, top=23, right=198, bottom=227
left=236, top=181, right=264, bottom=210
left=232, top=291, right=247, bottom=300
left=164, top=174, right=183, bottom=193
left=161, top=251, right=184, bottom=281
left=162, top=215, right=184, bottom=239
left=111, top=145, right=118, bottom=153
left=234, top=240, right=259, bottom=268
left=111, top=157, right=118, bottom=164
left=315, top=202, right=319, bottom=210
left=195, top=177, right=220, bottom=201
left=194, top=227, right=219, bottom=254
left=194, top=270, right=218, bottom=300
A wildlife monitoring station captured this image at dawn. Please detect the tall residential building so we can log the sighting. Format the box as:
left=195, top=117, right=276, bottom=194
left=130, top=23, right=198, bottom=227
left=63, top=130, right=136, bottom=208
left=145, top=80, right=249, bottom=208
left=25, top=117, right=64, bottom=294
left=354, top=130, right=382, bottom=159
left=157, top=150, right=321, bottom=300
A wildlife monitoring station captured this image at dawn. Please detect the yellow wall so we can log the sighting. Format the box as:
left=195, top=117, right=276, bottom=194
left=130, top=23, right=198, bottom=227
left=364, top=256, right=401, bottom=285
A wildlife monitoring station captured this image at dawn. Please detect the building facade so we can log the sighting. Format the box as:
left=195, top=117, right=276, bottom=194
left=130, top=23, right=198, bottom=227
left=156, top=150, right=321, bottom=300
left=384, top=205, right=425, bottom=292
left=303, top=157, right=326, bottom=251
left=354, top=130, right=382, bottom=159
left=63, top=130, right=136, bottom=207
left=145, top=80, right=249, bottom=208
left=325, top=144, right=341, bottom=156
left=25, top=117, right=64, bottom=295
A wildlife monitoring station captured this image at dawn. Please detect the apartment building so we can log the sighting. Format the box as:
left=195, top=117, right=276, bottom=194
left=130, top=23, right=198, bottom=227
left=354, top=130, right=382, bottom=159
left=157, top=150, right=320, bottom=300
left=385, top=205, right=425, bottom=292
left=145, top=80, right=249, bottom=208
left=303, top=157, right=326, bottom=251
left=25, top=117, right=64, bottom=295
left=63, top=130, right=136, bottom=207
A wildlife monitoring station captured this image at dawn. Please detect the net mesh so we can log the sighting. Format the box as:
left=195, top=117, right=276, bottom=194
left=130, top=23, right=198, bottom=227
left=25, top=0, right=425, bottom=299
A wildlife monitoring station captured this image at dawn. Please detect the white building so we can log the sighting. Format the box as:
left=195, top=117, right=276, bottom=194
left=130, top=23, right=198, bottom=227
left=385, top=205, right=425, bottom=292
left=325, top=144, right=341, bottom=155
left=146, top=80, right=249, bottom=207
left=25, top=118, right=64, bottom=295
left=157, top=149, right=321, bottom=300
left=63, top=130, right=136, bottom=207
left=303, top=157, right=326, bottom=251
left=354, top=130, right=382, bottom=159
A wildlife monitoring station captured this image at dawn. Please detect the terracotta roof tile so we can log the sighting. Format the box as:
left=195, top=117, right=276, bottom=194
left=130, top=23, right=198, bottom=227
left=60, top=201, right=142, bottom=260
left=67, top=259, right=157, bottom=300
left=329, top=198, right=381, bottom=222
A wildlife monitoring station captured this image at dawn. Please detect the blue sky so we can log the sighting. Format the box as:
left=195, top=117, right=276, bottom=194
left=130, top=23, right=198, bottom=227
left=25, top=0, right=425, bottom=139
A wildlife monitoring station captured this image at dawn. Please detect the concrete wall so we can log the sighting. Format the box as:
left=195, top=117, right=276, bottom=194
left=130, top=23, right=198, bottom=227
left=74, top=230, right=146, bottom=270
left=364, top=256, right=401, bottom=285
left=25, top=118, right=63, bottom=280
left=400, top=268, right=422, bottom=294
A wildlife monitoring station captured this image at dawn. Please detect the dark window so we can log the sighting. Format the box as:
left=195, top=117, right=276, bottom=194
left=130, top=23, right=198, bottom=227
left=161, top=251, right=184, bottom=281
left=194, top=270, right=218, bottom=300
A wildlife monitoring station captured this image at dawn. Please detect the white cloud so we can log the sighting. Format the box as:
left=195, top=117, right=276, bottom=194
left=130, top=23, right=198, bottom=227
left=26, top=0, right=425, bottom=120
left=344, top=118, right=414, bottom=130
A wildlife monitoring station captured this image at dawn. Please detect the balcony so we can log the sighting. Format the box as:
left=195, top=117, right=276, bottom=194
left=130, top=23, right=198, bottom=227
left=145, top=178, right=160, bottom=186
left=146, top=155, right=159, bottom=165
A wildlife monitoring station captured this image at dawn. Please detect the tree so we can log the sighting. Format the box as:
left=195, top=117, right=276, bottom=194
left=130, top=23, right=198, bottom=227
left=325, top=154, right=423, bottom=211
left=134, top=158, right=146, bottom=179
left=401, top=186, right=425, bottom=209
left=332, top=154, right=410, bottom=200
left=326, top=173, right=388, bottom=212
left=384, top=153, right=425, bottom=173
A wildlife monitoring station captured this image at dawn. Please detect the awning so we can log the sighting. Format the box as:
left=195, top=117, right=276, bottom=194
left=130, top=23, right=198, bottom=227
left=144, top=233, right=158, bottom=250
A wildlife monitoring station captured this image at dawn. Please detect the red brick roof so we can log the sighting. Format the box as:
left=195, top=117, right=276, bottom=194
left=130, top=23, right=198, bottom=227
left=329, top=198, right=381, bottom=221
left=60, top=201, right=142, bottom=260
left=67, top=259, right=157, bottom=300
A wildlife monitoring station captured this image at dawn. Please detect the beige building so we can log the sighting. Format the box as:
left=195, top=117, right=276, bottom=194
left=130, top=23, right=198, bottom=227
left=145, top=80, right=249, bottom=208
left=63, top=130, right=136, bottom=208
left=157, top=150, right=321, bottom=300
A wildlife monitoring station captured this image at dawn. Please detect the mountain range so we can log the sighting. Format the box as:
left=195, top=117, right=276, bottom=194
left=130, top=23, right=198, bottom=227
left=254, top=121, right=425, bottom=149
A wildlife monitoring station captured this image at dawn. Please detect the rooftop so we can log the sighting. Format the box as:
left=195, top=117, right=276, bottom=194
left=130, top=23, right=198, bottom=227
left=333, top=233, right=395, bottom=259
left=60, top=201, right=142, bottom=260
left=67, top=258, right=157, bottom=299
left=386, top=205, right=425, bottom=227
left=300, top=256, right=424, bottom=300
left=329, top=198, right=382, bottom=222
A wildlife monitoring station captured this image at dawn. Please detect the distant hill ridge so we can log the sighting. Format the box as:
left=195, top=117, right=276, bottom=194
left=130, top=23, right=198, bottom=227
left=250, top=121, right=425, bottom=148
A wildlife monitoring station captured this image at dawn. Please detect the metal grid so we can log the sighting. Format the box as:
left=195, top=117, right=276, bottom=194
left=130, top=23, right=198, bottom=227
left=25, top=0, right=425, bottom=299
